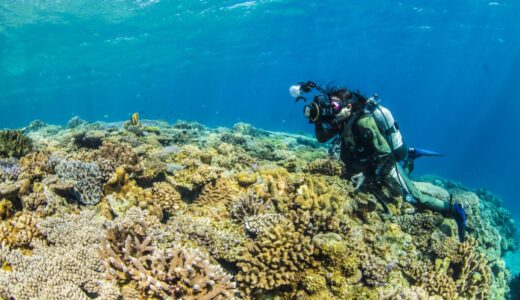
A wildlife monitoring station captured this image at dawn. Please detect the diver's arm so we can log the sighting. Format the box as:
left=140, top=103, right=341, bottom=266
left=314, top=122, right=338, bottom=143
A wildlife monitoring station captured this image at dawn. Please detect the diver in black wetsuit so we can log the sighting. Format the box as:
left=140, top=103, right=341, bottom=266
left=291, top=81, right=467, bottom=242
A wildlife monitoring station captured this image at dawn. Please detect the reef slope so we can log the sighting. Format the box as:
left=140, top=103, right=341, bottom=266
left=0, top=118, right=517, bottom=299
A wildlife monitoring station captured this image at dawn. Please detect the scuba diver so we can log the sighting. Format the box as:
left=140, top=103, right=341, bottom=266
left=289, top=81, right=467, bottom=242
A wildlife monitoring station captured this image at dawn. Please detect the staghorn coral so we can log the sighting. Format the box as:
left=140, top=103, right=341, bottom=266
left=99, top=221, right=237, bottom=299
left=236, top=220, right=319, bottom=295
left=0, top=210, right=120, bottom=300
left=0, top=130, right=32, bottom=158
left=55, top=159, right=104, bottom=205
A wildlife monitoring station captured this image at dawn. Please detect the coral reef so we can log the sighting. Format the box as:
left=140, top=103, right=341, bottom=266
left=0, top=119, right=515, bottom=300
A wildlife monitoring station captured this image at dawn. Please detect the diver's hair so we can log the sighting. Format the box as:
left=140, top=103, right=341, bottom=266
left=324, top=84, right=352, bottom=101
left=326, top=84, right=367, bottom=111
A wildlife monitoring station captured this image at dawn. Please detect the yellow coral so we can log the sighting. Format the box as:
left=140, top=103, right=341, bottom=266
left=236, top=220, right=319, bottom=294
left=151, top=182, right=184, bottom=214
left=236, top=171, right=258, bottom=187
left=0, top=199, right=14, bottom=220
left=0, top=211, right=42, bottom=248
left=302, top=272, right=327, bottom=294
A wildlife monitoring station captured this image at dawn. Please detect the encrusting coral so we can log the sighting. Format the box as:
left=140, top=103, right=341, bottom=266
left=0, top=119, right=514, bottom=300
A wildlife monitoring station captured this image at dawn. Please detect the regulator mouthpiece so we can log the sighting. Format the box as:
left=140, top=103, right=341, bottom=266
left=289, top=84, right=303, bottom=98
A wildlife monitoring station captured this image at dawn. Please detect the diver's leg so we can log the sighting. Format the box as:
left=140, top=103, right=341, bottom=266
left=390, top=164, right=451, bottom=213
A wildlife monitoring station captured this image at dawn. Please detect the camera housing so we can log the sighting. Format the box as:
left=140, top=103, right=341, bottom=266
left=303, top=94, right=336, bottom=123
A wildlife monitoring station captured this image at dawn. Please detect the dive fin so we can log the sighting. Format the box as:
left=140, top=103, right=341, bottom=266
left=408, top=147, right=444, bottom=159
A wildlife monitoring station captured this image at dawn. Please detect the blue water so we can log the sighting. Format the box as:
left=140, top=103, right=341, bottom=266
left=1, top=0, right=520, bottom=222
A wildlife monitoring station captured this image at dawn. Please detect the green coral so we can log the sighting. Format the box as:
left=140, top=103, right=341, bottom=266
left=0, top=131, right=32, bottom=158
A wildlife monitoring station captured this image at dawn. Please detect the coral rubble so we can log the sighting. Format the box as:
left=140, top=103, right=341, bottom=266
left=0, top=119, right=516, bottom=299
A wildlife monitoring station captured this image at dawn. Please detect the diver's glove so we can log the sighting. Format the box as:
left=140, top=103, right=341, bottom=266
left=452, top=200, right=467, bottom=242
left=352, top=172, right=366, bottom=191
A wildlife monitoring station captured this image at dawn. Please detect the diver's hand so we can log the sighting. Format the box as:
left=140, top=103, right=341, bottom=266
left=352, top=172, right=366, bottom=190
left=334, top=106, right=352, bottom=123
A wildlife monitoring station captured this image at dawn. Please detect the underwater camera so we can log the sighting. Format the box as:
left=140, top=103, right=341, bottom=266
left=290, top=81, right=336, bottom=124
left=303, top=94, right=337, bottom=123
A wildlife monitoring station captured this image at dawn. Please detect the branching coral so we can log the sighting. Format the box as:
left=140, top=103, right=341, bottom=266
left=97, top=141, right=143, bottom=174
left=99, top=221, right=237, bottom=299
left=0, top=130, right=32, bottom=158
left=285, top=176, right=350, bottom=235
left=454, top=237, right=491, bottom=299
left=0, top=210, right=120, bottom=300
left=236, top=220, right=319, bottom=295
left=243, top=213, right=284, bottom=235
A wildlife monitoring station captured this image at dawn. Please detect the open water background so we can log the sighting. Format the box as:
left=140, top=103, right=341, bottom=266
left=1, top=0, right=520, bottom=257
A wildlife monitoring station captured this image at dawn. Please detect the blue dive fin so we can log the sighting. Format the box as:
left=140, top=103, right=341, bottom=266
left=408, top=147, right=444, bottom=159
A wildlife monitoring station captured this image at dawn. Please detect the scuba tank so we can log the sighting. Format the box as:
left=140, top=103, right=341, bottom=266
left=366, top=95, right=404, bottom=151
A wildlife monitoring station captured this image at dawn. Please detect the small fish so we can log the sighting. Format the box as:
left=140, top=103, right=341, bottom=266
left=131, top=112, right=141, bottom=126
